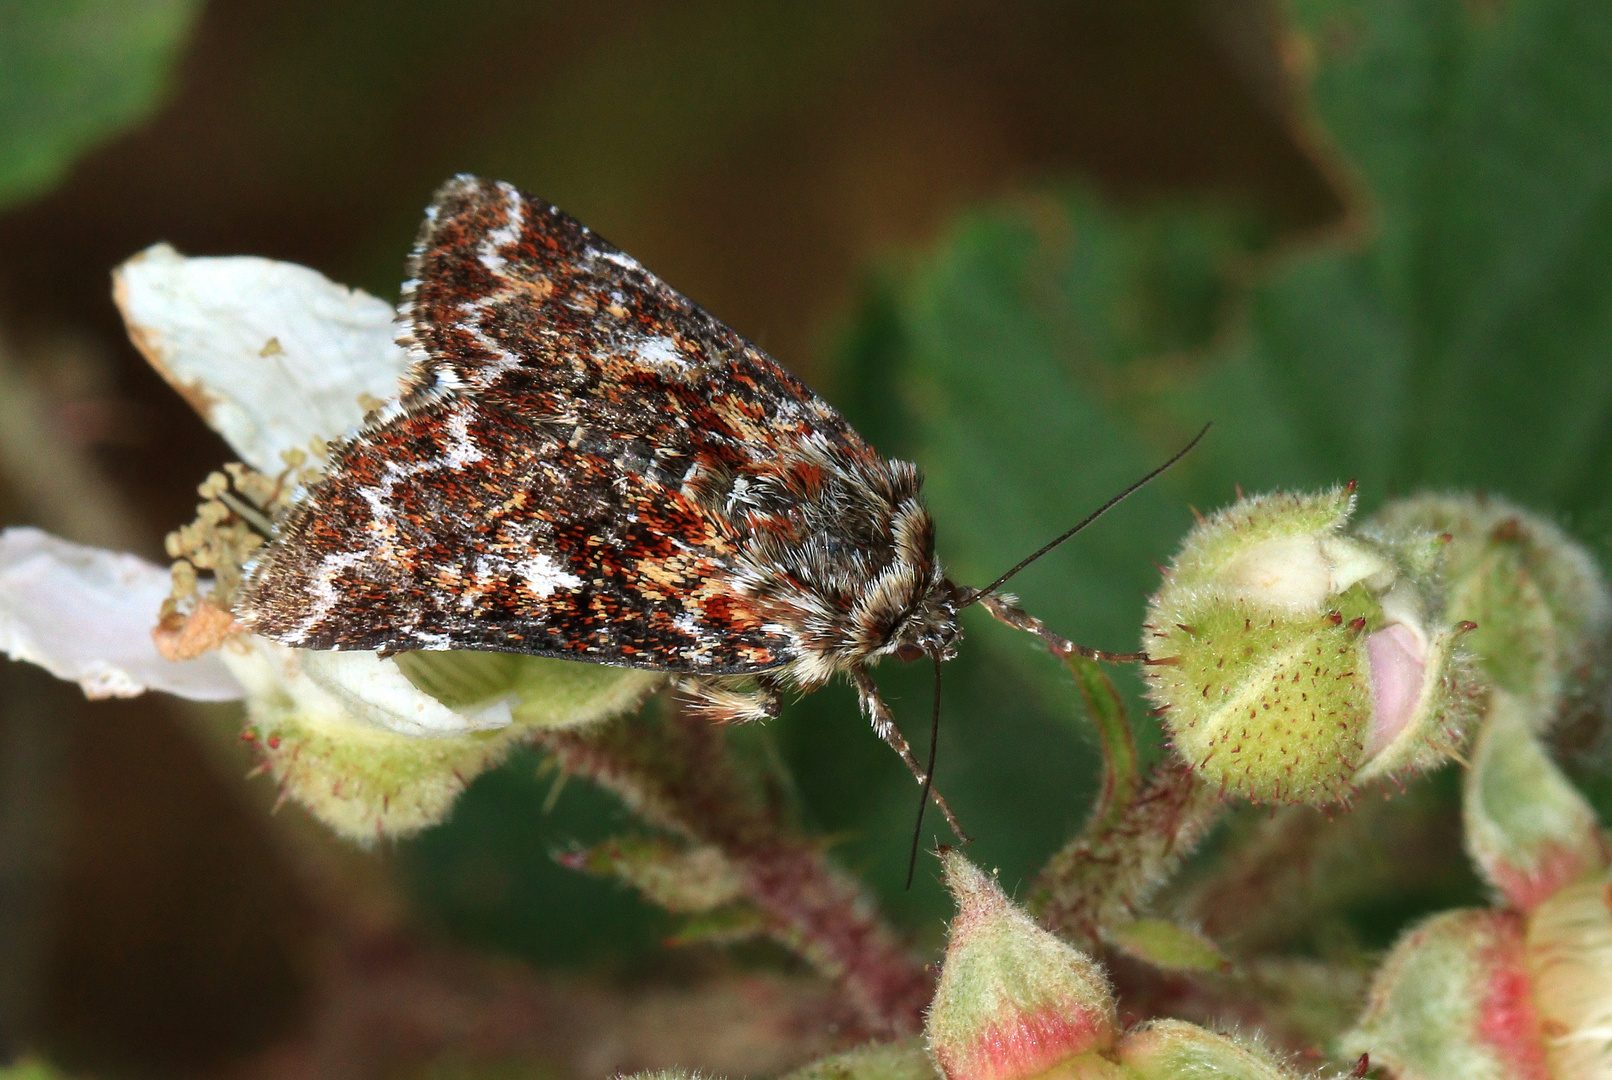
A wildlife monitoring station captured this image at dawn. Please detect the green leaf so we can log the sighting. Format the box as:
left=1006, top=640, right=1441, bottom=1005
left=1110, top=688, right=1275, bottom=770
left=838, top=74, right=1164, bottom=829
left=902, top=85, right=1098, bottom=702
left=0, top=1060, right=71, bottom=1080
left=561, top=835, right=748, bottom=914
left=1240, top=0, right=1612, bottom=509
left=394, top=651, right=663, bottom=729
left=0, top=0, right=201, bottom=206
left=664, top=905, right=770, bottom=947
left=1103, top=917, right=1230, bottom=974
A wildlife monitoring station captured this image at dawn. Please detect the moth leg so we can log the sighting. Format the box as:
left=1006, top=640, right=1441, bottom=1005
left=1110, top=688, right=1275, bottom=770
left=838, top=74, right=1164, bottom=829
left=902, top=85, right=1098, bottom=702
left=974, top=591, right=1147, bottom=664
left=851, top=665, right=969, bottom=842
left=676, top=675, right=781, bottom=724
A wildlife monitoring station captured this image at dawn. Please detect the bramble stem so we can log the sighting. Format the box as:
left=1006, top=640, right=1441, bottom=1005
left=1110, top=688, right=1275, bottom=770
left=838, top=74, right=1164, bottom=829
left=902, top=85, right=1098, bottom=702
left=534, top=707, right=931, bottom=1036
left=1063, top=651, right=1140, bottom=837
left=1030, top=757, right=1222, bottom=945
left=973, top=593, right=1219, bottom=942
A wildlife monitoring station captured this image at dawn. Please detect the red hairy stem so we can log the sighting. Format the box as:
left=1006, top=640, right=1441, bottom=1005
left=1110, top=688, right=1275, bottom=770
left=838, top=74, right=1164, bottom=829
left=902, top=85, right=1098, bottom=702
left=733, top=840, right=935, bottom=1033
left=972, top=593, right=1217, bottom=943
left=1029, top=756, right=1223, bottom=946
left=535, top=707, right=932, bottom=1036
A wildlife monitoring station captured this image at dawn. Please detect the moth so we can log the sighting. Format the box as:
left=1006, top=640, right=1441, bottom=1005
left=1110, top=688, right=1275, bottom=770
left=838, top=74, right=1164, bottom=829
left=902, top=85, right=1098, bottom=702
left=238, top=176, right=1195, bottom=838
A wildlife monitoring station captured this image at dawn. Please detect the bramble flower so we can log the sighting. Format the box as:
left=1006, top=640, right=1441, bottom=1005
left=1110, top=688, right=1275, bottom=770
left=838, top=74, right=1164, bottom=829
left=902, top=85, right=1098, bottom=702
left=0, top=244, right=658, bottom=840
left=0, top=525, right=239, bottom=701
left=1143, top=487, right=1483, bottom=804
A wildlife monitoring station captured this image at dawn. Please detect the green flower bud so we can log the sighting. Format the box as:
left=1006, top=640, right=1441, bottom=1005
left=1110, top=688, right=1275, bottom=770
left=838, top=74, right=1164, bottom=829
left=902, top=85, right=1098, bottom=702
left=927, top=852, right=1120, bottom=1080
left=1366, top=494, right=1610, bottom=709
left=1114, top=1019, right=1298, bottom=1080
left=783, top=1040, right=938, bottom=1080
left=1144, top=488, right=1482, bottom=804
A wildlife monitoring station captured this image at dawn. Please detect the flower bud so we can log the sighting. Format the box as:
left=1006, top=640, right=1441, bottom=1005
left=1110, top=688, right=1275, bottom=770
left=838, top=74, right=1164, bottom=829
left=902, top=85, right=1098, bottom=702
left=1464, top=689, right=1606, bottom=910
left=1345, top=872, right=1612, bottom=1080
left=1114, top=1019, right=1297, bottom=1080
left=224, top=641, right=660, bottom=840
left=1341, top=909, right=1547, bottom=1080
left=927, top=852, right=1119, bottom=1080
left=1144, top=488, right=1481, bottom=804
left=1366, top=494, right=1610, bottom=709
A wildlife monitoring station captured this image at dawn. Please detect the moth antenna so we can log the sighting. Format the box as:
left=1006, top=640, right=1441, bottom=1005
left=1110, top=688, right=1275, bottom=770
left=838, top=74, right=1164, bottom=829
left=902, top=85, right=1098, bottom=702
left=963, top=423, right=1210, bottom=604
left=906, top=650, right=944, bottom=890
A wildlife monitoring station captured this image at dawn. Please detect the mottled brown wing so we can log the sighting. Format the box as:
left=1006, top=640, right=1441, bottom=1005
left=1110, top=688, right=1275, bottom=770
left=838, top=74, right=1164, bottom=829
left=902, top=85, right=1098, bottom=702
left=237, top=175, right=882, bottom=671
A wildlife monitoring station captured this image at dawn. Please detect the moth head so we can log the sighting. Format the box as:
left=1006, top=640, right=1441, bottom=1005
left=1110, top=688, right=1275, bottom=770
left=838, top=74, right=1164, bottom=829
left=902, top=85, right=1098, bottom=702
left=889, top=577, right=967, bottom=664
left=855, top=493, right=963, bottom=665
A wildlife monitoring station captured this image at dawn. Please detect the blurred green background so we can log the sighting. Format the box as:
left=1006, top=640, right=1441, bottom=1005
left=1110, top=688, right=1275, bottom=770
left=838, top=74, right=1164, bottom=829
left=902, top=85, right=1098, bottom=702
left=2, top=0, right=1610, bottom=1077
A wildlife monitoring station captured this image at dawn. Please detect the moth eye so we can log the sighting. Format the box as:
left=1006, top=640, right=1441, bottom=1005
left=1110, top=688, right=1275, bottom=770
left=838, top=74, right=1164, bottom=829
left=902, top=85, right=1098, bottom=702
left=648, top=453, right=694, bottom=488
left=611, top=437, right=655, bottom=475
left=894, top=642, right=925, bottom=662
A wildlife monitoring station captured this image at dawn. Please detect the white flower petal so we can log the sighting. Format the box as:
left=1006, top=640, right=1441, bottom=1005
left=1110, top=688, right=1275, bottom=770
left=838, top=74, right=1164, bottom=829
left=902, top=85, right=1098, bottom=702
left=113, top=243, right=410, bottom=471
left=219, top=638, right=512, bottom=738
left=0, top=527, right=243, bottom=701
left=1219, top=533, right=1396, bottom=615
left=1219, top=534, right=1332, bottom=613
left=1319, top=534, right=1396, bottom=595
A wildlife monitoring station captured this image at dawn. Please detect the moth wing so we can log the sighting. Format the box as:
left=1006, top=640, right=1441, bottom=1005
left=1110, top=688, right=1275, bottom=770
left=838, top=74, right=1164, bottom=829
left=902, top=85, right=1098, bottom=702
left=238, top=176, right=880, bottom=670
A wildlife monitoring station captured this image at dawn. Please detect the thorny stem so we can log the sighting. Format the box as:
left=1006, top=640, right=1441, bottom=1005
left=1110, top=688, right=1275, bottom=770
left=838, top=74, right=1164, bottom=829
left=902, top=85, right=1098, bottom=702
left=974, top=592, right=1222, bottom=945
left=175, top=704, right=856, bottom=1080
left=1030, top=757, right=1223, bottom=946
left=534, top=707, right=932, bottom=1036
